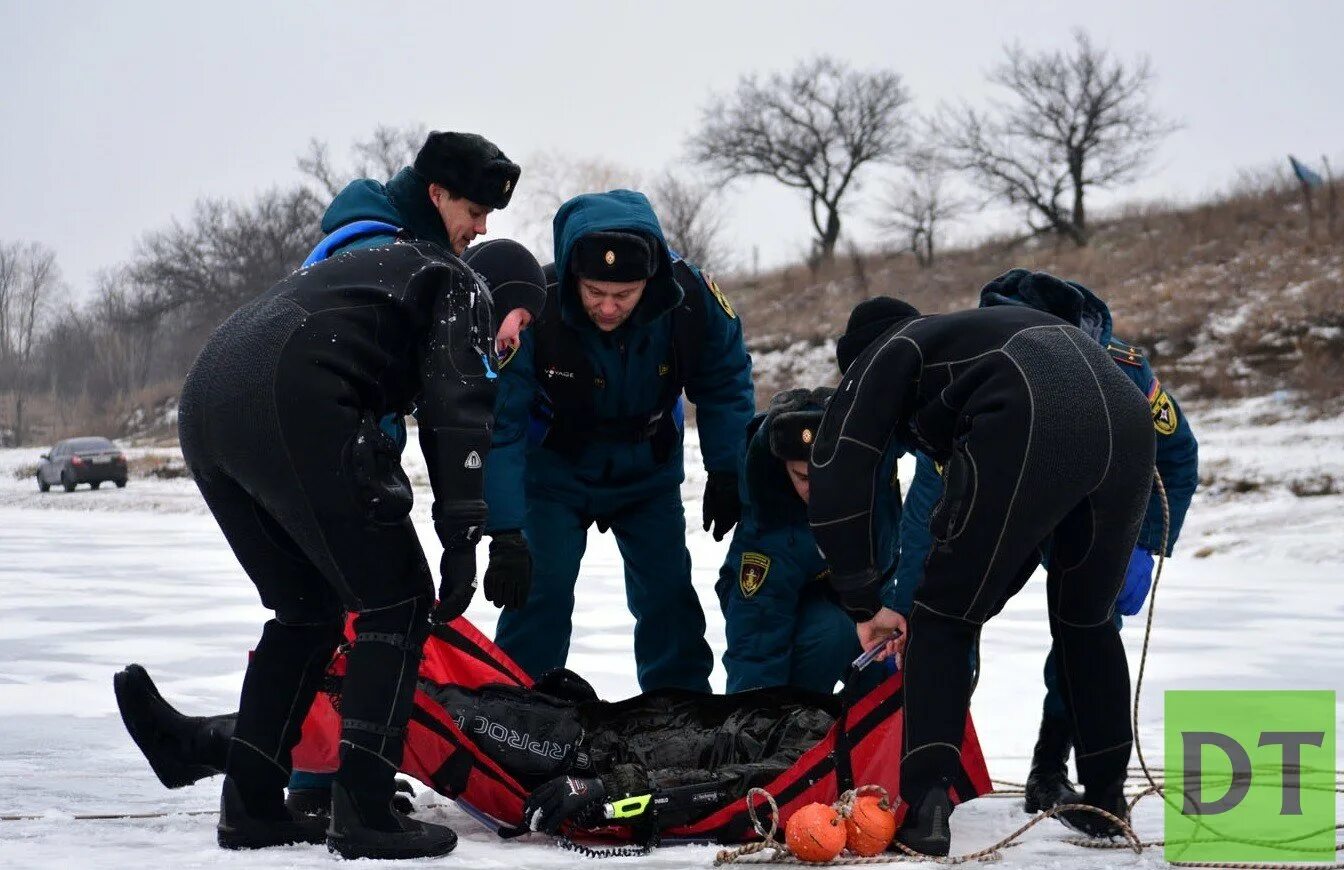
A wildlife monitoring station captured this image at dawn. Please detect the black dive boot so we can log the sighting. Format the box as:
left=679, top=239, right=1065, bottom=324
left=894, top=789, right=953, bottom=857
left=1023, top=713, right=1082, bottom=813
left=326, top=777, right=457, bottom=860
left=1057, top=780, right=1128, bottom=838
left=217, top=757, right=326, bottom=850
left=114, top=664, right=236, bottom=789
left=218, top=778, right=327, bottom=849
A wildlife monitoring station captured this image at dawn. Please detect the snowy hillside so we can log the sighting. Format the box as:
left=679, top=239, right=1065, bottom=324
left=1, top=400, right=1341, bottom=868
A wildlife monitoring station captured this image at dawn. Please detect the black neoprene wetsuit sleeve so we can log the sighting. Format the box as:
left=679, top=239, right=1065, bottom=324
left=808, top=326, right=922, bottom=619
left=416, top=261, right=498, bottom=598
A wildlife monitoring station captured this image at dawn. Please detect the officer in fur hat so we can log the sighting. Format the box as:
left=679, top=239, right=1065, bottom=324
left=717, top=387, right=901, bottom=694
left=482, top=190, right=754, bottom=692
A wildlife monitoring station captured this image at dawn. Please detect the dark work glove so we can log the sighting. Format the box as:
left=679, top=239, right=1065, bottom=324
left=701, top=471, right=741, bottom=542
left=523, top=775, right=607, bottom=834
left=433, top=546, right=478, bottom=623
left=484, top=531, right=532, bottom=610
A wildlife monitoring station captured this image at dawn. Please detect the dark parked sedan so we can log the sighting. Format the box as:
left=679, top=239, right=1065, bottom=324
left=37, top=437, right=128, bottom=492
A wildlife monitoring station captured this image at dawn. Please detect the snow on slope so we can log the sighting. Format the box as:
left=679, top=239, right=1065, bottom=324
left=0, top=399, right=1340, bottom=868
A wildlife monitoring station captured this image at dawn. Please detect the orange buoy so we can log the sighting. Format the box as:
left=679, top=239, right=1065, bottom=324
left=785, top=802, right=846, bottom=862
left=844, top=793, right=897, bottom=856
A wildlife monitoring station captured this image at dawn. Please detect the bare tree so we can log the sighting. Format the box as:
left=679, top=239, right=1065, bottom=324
left=511, top=151, right=644, bottom=259
left=875, top=149, right=967, bottom=267
left=298, top=123, right=428, bottom=199
left=690, top=56, right=912, bottom=263
left=0, top=241, right=60, bottom=444
left=648, top=171, right=730, bottom=272
left=90, top=269, right=161, bottom=397
left=130, top=186, right=323, bottom=332
left=38, top=305, right=94, bottom=399
left=939, top=30, right=1177, bottom=246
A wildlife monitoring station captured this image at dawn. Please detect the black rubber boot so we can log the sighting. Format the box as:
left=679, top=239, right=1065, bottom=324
left=217, top=774, right=326, bottom=849
left=326, top=779, right=457, bottom=860
left=114, top=664, right=236, bottom=789
left=1023, top=713, right=1082, bottom=813
left=893, top=789, right=953, bottom=857
left=1057, top=780, right=1128, bottom=838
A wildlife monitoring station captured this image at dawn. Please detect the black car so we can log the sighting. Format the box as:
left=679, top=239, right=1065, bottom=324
left=38, top=437, right=128, bottom=492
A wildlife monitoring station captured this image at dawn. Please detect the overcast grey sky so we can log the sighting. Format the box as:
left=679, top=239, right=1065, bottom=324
left=4, top=0, right=1342, bottom=295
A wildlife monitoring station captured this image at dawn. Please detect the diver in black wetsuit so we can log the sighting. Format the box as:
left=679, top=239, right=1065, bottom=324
left=807, top=298, right=1155, bottom=853
left=176, top=205, right=545, bottom=859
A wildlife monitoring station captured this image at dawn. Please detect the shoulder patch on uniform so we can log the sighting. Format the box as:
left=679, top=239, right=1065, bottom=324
left=706, top=276, right=736, bottom=320
left=1151, top=389, right=1178, bottom=436
left=497, top=344, right=519, bottom=370
left=739, top=552, right=771, bottom=598
left=1107, top=339, right=1144, bottom=368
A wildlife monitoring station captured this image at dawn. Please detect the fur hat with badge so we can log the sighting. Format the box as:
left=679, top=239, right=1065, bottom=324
left=764, top=387, right=836, bottom=461
left=414, top=131, right=521, bottom=210
left=569, top=231, right=659, bottom=282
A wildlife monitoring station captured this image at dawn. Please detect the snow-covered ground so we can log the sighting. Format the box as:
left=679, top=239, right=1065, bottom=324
left=1, top=398, right=1341, bottom=868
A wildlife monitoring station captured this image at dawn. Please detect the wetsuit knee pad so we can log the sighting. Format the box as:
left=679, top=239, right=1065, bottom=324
left=350, top=593, right=433, bottom=651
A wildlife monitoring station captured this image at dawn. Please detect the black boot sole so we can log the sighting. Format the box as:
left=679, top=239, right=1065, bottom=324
left=114, top=665, right=219, bottom=789
left=218, top=821, right=327, bottom=850
left=326, top=828, right=458, bottom=861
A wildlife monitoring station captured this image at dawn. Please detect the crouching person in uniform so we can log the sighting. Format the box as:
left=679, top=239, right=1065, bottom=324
left=176, top=137, right=546, bottom=859
left=893, top=269, right=1199, bottom=817
left=483, top=190, right=755, bottom=692
left=717, top=387, right=901, bottom=694
left=808, top=297, right=1156, bottom=854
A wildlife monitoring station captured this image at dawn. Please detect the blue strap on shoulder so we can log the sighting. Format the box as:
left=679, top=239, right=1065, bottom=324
left=301, top=220, right=402, bottom=267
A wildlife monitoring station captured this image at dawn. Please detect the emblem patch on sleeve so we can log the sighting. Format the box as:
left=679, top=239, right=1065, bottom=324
left=497, top=344, right=519, bottom=370
left=707, top=278, right=736, bottom=319
left=739, top=552, right=771, bottom=598
left=1151, top=389, right=1178, bottom=436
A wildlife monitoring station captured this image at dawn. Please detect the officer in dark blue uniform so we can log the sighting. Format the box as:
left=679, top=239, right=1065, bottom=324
left=717, top=387, right=902, bottom=694
left=894, top=269, right=1199, bottom=816
left=483, top=190, right=755, bottom=692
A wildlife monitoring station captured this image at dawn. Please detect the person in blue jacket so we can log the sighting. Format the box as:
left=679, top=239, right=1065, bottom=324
left=893, top=268, right=1199, bottom=816
left=310, top=130, right=540, bottom=346
left=717, top=387, right=902, bottom=694
left=483, top=190, right=755, bottom=692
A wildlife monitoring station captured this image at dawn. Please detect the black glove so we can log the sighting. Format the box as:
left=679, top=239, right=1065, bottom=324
left=701, top=471, right=741, bottom=542
left=433, top=546, right=478, bottom=623
left=523, top=775, right=607, bottom=834
left=484, top=531, right=532, bottom=610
